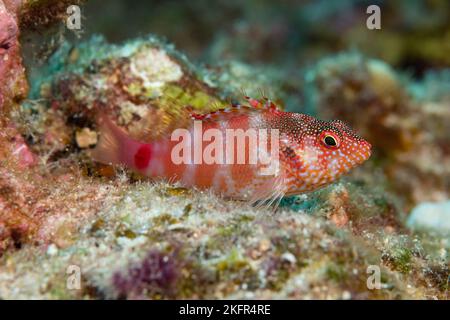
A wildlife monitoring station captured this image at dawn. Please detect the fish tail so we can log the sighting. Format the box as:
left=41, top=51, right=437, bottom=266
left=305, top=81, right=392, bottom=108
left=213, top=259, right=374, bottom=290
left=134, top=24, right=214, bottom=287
left=90, top=114, right=134, bottom=166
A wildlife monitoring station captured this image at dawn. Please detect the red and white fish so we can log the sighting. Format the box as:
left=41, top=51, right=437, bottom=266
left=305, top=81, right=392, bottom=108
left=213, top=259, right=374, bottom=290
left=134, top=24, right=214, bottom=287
left=91, top=97, right=371, bottom=207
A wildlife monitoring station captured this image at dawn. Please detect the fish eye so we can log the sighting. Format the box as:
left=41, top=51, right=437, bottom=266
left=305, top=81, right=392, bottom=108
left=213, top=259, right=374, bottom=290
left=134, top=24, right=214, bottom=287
left=320, top=132, right=340, bottom=148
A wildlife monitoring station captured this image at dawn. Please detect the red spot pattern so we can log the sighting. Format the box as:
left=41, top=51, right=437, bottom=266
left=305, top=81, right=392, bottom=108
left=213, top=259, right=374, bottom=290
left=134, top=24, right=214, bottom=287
left=134, top=144, right=152, bottom=170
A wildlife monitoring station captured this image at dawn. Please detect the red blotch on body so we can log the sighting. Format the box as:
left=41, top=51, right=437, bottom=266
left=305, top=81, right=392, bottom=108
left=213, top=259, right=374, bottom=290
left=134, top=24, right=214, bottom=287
left=134, top=144, right=152, bottom=170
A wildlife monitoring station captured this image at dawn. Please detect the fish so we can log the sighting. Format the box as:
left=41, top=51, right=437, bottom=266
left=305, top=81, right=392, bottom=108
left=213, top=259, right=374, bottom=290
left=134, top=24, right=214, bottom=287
left=90, top=96, right=371, bottom=208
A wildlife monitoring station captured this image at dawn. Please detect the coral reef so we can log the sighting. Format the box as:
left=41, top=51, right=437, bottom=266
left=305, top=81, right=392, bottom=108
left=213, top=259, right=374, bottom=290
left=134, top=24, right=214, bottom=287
left=81, top=0, right=450, bottom=74
left=0, top=0, right=89, bottom=253
left=305, top=53, right=450, bottom=210
left=407, top=201, right=450, bottom=236
left=1, top=0, right=85, bottom=112
left=0, top=0, right=27, bottom=113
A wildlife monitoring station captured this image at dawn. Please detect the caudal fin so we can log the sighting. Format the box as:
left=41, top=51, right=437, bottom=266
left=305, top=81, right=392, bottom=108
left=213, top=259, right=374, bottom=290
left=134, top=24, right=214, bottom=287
left=90, top=115, right=129, bottom=166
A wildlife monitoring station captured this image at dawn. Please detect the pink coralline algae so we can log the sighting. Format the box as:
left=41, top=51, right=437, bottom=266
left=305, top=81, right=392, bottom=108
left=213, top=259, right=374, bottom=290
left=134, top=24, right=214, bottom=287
left=9, top=131, right=37, bottom=168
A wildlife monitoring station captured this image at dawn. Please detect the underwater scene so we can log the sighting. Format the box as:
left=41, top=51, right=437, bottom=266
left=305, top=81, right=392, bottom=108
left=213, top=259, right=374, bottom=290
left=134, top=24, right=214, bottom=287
left=0, top=0, right=449, bottom=301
